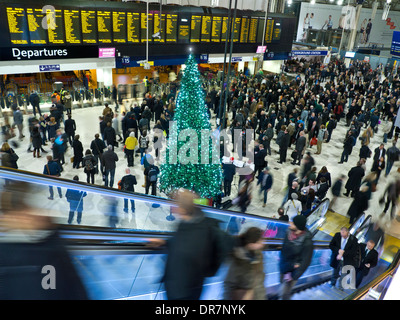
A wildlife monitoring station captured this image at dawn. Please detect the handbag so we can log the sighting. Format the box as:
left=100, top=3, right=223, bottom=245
left=291, top=150, right=297, bottom=159
left=310, top=137, right=317, bottom=146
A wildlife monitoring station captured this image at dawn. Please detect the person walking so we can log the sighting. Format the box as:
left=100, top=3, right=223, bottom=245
left=43, top=155, right=62, bottom=200
left=90, top=134, right=106, bottom=175
left=339, top=131, right=355, bottom=164
left=385, top=141, right=400, bottom=177
left=31, top=126, right=42, bottom=158
left=379, top=179, right=400, bottom=220
left=315, top=124, right=326, bottom=155
left=102, top=145, right=119, bottom=188
left=104, top=122, right=116, bottom=150
left=145, top=163, right=160, bottom=196
left=82, top=149, right=97, bottom=184
left=119, top=168, right=137, bottom=213
left=222, top=158, right=236, bottom=197
left=112, top=113, right=123, bottom=143
left=329, top=175, right=346, bottom=212
left=279, top=215, right=314, bottom=300
left=65, top=176, right=87, bottom=225
left=72, top=134, right=84, bottom=169
left=257, top=167, right=273, bottom=207
left=13, top=107, right=24, bottom=140
left=329, top=227, right=360, bottom=290
left=124, top=131, right=139, bottom=167
left=346, top=185, right=370, bottom=224
left=223, top=227, right=266, bottom=300
left=64, top=114, right=76, bottom=146
left=291, top=131, right=306, bottom=166
left=343, top=161, right=365, bottom=197
left=139, top=130, right=150, bottom=159
left=278, top=127, right=290, bottom=164
left=283, top=193, right=302, bottom=221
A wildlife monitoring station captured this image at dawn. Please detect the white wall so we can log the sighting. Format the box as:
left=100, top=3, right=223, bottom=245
left=262, top=60, right=282, bottom=74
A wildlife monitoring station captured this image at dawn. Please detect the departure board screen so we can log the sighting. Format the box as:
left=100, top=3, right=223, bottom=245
left=153, top=13, right=165, bottom=43
left=64, top=9, right=82, bottom=44
left=97, top=11, right=112, bottom=44
left=27, top=8, right=47, bottom=45
left=81, top=10, right=97, bottom=44
left=211, top=16, right=222, bottom=43
left=265, top=18, right=274, bottom=43
left=248, top=18, right=258, bottom=43
left=257, top=17, right=265, bottom=43
left=201, top=15, right=211, bottom=42
left=113, top=11, right=127, bottom=44
left=232, top=17, right=241, bottom=42
left=221, top=16, right=229, bottom=42
left=165, top=14, right=177, bottom=43
left=190, top=15, right=201, bottom=43
left=141, top=13, right=153, bottom=43
left=127, top=12, right=140, bottom=43
left=178, top=17, right=190, bottom=42
left=6, top=7, right=29, bottom=45
left=272, top=19, right=281, bottom=41
left=46, top=9, right=65, bottom=45
left=240, top=17, right=249, bottom=43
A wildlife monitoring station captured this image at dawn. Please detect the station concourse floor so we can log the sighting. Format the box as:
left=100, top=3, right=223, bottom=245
left=5, top=99, right=400, bottom=246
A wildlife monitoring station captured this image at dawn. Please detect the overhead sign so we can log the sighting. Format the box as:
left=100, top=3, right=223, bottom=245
left=256, top=45, right=267, bottom=53
left=99, top=47, right=115, bottom=58
left=231, top=57, right=242, bottom=62
left=391, top=31, right=400, bottom=56
left=200, top=54, right=208, bottom=62
left=291, top=50, right=328, bottom=56
left=1, top=46, right=99, bottom=61
left=39, top=64, right=60, bottom=72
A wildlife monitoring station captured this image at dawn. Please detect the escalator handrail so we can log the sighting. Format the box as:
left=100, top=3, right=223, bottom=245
left=305, top=198, right=330, bottom=237
left=0, top=167, right=291, bottom=226
left=344, top=249, right=400, bottom=300
left=349, top=214, right=372, bottom=234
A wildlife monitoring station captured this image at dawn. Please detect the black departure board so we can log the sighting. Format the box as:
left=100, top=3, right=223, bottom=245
left=201, top=15, right=211, bottom=42
left=232, top=17, right=241, bottom=42
left=257, top=17, right=265, bottom=43
left=240, top=17, right=249, bottom=43
left=64, top=9, right=82, bottom=44
left=27, top=8, right=47, bottom=45
left=81, top=10, right=97, bottom=44
left=220, top=16, right=229, bottom=42
left=97, top=11, right=112, bottom=44
left=113, top=11, right=127, bottom=44
left=141, top=13, right=153, bottom=43
left=248, top=18, right=258, bottom=43
left=127, top=12, right=140, bottom=43
left=265, top=18, right=273, bottom=43
left=6, top=7, right=29, bottom=45
left=211, top=16, right=222, bottom=43
left=165, top=14, right=177, bottom=43
left=153, top=13, right=165, bottom=43
left=47, top=9, right=65, bottom=45
left=178, top=18, right=190, bottom=42
left=190, top=15, right=201, bottom=43
left=272, top=19, right=281, bottom=41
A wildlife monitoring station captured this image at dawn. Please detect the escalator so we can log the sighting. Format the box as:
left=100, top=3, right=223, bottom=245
left=0, top=167, right=398, bottom=300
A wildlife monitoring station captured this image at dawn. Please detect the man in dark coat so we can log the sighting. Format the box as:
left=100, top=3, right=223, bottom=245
left=346, top=186, right=369, bottom=224
left=43, top=155, right=62, bottom=200
left=90, top=133, right=106, bottom=174
left=339, top=131, right=355, bottom=164
left=279, top=215, right=314, bottom=300
left=102, top=145, right=119, bottom=188
left=29, top=91, right=42, bottom=117
left=278, top=127, right=290, bottom=164
left=355, top=240, right=379, bottom=288
left=291, top=130, right=306, bottom=165
left=343, top=161, right=365, bottom=197
left=103, top=122, right=116, bottom=150
left=329, top=175, right=345, bottom=211
left=148, top=190, right=233, bottom=300
left=222, top=159, right=236, bottom=197
left=119, top=168, right=137, bottom=213
left=329, top=227, right=360, bottom=290
left=153, top=96, right=164, bottom=123
left=373, top=143, right=386, bottom=162
left=64, top=114, right=76, bottom=146
left=254, top=143, right=267, bottom=177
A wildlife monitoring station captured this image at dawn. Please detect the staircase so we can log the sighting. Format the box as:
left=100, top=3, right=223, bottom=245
left=290, top=282, right=355, bottom=300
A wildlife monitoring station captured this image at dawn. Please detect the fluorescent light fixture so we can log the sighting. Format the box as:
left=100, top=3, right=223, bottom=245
left=310, top=0, right=316, bottom=4
left=345, top=51, right=356, bottom=58
left=337, top=0, right=343, bottom=4
left=181, top=19, right=188, bottom=22
left=287, top=0, right=292, bottom=5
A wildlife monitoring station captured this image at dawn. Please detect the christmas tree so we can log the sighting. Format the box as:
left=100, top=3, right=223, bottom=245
left=159, top=54, right=223, bottom=199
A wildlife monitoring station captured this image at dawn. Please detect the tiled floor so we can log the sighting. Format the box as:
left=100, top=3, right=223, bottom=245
left=4, top=95, right=400, bottom=240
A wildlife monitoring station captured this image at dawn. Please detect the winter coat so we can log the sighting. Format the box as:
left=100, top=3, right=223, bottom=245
left=223, top=246, right=266, bottom=300
left=329, top=232, right=359, bottom=269
left=345, top=166, right=365, bottom=191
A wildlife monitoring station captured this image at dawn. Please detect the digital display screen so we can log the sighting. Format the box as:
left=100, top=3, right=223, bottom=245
left=64, top=9, right=81, bottom=44
left=232, top=17, right=241, bottom=42
left=113, top=11, right=127, bottom=44
left=97, top=11, right=112, bottom=44
left=201, top=15, right=211, bottom=42
left=220, top=16, right=229, bottom=42
left=81, top=10, right=97, bottom=44
left=127, top=12, right=140, bottom=43
left=141, top=12, right=153, bottom=43
left=6, top=7, right=29, bottom=45
left=27, top=8, right=48, bottom=45
left=47, top=9, right=65, bottom=45
left=211, top=16, right=222, bottom=43
left=248, top=18, right=258, bottom=43
left=240, top=17, right=249, bottom=43
left=178, top=18, right=190, bottom=42
left=153, top=13, right=165, bottom=43
left=165, top=14, right=178, bottom=43
left=190, top=15, right=201, bottom=43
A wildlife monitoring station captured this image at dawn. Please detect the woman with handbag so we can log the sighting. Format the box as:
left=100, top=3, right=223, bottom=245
left=223, top=227, right=266, bottom=300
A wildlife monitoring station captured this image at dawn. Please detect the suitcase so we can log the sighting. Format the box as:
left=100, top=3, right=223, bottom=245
left=222, top=199, right=232, bottom=210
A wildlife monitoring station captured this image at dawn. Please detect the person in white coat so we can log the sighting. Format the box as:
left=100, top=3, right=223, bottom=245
left=112, top=113, right=123, bottom=142
left=283, top=193, right=302, bottom=221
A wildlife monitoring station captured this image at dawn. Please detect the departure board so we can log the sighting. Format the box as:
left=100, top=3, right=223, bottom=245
left=64, top=9, right=82, bottom=44
left=113, top=11, right=127, bottom=44
left=27, top=8, right=47, bottom=45
left=211, top=16, right=222, bottom=43
left=240, top=17, right=249, bottom=43
left=6, top=7, right=29, bottom=45
left=265, top=19, right=274, bottom=43
left=178, top=18, right=190, bottom=42
left=190, top=15, right=201, bottom=43
left=201, top=15, right=211, bottom=42
left=153, top=13, right=165, bottom=43
left=232, top=17, right=241, bottom=42
left=97, top=11, right=112, bottom=44
left=221, top=16, right=229, bottom=42
left=46, top=9, right=65, bottom=45
left=141, top=13, right=153, bottom=43
left=165, top=14, right=177, bottom=43
left=81, top=10, right=97, bottom=44
left=127, top=12, right=140, bottom=43
left=257, top=17, right=265, bottom=43
left=248, top=18, right=258, bottom=43
left=272, top=19, right=281, bottom=41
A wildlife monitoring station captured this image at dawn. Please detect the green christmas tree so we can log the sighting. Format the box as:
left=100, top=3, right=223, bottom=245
left=159, top=54, right=223, bottom=199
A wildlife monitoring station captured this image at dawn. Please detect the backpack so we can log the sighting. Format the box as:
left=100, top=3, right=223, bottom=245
left=148, top=166, right=158, bottom=182
left=84, top=157, right=94, bottom=171
left=140, top=136, right=148, bottom=149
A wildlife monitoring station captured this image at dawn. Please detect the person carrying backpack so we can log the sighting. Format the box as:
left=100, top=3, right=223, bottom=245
left=118, top=168, right=138, bottom=213
left=145, top=164, right=160, bottom=196
left=82, top=149, right=97, bottom=184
